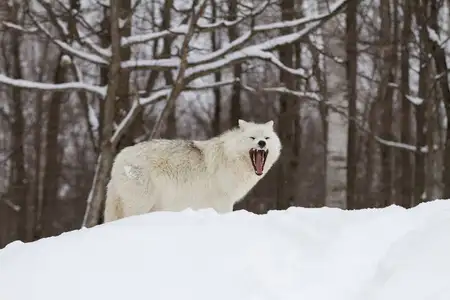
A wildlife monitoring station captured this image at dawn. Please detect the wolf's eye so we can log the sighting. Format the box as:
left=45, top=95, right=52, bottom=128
left=250, top=137, right=255, bottom=140
left=265, top=137, right=270, bottom=140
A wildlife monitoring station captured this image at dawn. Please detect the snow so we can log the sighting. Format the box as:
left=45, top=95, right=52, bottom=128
left=1, top=200, right=450, bottom=300
left=374, top=136, right=434, bottom=153
left=427, top=26, right=446, bottom=46
left=60, top=54, right=72, bottom=66
left=405, top=94, right=424, bottom=105
left=54, top=39, right=108, bottom=65
left=2, top=21, right=38, bottom=33
left=121, top=57, right=180, bottom=70
left=87, top=104, right=99, bottom=130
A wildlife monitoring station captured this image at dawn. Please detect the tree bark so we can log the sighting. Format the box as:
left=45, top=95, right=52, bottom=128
left=379, top=0, right=397, bottom=207
left=399, top=0, right=412, bottom=208
left=162, top=0, right=177, bottom=138
left=228, top=0, right=242, bottom=127
left=345, top=0, right=358, bottom=209
left=414, top=0, right=429, bottom=205
left=428, top=0, right=450, bottom=198
left=9, top=9, right=28, bottom=241
left=276, top=0, right=298, bottom=210
left=38, top=55, right=65, bottom=238
left=211, top=0, right=222, bottom=136
left=82, top=0, right=123, bottom=227
left=115, top=0, right=139, bottom=150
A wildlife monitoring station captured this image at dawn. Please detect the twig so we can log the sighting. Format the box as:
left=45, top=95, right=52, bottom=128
left=149, top=0, right=209, bottom=139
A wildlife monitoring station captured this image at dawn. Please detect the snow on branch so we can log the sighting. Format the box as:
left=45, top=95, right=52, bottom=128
left=121, top=58, right=180, bottom=70
left=2, top=21, right=38, bottom=33
left=183, top=34, right=312, bottom=80
left=374, top=136, right=432, bottom=153
left=11, top=7, right=109, bottom=66
left=188, top=31, right=253, bottom=66
left=242, top=84, right=322, bottom=101
left=55, top=19, right=111, bottom=59
left=54, top=39, right=109, bottom=65
left=121, top=0, right=269, bottom=47
left=122, top=0, right=347, bottom=73
left=426, top=26, right=449, bottom=48
left=139, top=78, right=238, bottom=104
left=179, top=0, right=347, bottom=80
left=3, top=18, right=109, bottom=64
left=405, top=95, right=424, bottom=105
left=30, top=19, right=109, bottom=66
left=0, top=74, right=106, bottom=97
left=184, top=78, right=238, bottom=91
left=122, top=25, right=189, bottom=48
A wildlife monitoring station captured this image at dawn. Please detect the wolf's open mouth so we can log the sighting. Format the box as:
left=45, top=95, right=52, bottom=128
left=249, top=149, right=269, bottom=176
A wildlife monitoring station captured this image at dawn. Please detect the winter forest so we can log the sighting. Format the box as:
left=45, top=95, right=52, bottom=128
left=0, top=0, right=448, bottom=248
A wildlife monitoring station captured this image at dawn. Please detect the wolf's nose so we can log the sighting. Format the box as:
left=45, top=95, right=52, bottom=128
left=258, top=140, right=266, bottom=148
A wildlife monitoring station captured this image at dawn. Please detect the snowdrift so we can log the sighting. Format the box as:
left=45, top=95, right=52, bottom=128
left=1, top=200, right=450, bottom=300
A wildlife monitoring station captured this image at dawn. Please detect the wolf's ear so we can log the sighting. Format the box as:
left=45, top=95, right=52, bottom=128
left=265, top=120, right=274, bottom=127
left=238, top=119, right=248, bottom=128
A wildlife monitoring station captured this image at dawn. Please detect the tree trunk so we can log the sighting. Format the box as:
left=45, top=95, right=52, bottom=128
left=379, top=0, right=397, bottom=207
left=414, top=0, right=429, bottom=205
left=364, top=101, right=377, bottom=207
left=162, top=0, right=177, bottom=138
left=345, top=0, right=358, bottom=209
left=38, top=55, right=65, bottom=238
left=276, top=0, right=298, bottom=210
left=9, top=13, right=28, bottom=241
left=115, top=0, right=138, bottom=150
left=228, top=0, right=241, bottom=127
left=211, top=0, right=222, bottom=136
left=316, top=52, right=328, bottom=207
left=399, top=0, right=412, bottom=208
left=428, top=0, right=450, bottom=198
left=82, top=0, right=123, bottom=227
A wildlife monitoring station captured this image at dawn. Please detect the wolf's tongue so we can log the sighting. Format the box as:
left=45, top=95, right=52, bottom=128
left=255, top=151, right=264, bottom=174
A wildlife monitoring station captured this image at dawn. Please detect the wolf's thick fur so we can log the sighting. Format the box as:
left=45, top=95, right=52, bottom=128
left=103, top=119, right=281, bottom=222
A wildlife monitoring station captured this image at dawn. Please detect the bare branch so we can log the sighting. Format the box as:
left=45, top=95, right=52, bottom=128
left=27, top=8, right=109, bottom=65
left=150, top=0, right=209, bottom=139
left=242, top=84, right=432, bottom=154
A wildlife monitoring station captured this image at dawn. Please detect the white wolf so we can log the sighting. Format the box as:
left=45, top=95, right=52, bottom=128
left=103, top=119, right=282, bottom=222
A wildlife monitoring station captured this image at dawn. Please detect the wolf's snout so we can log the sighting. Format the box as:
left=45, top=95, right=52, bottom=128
left=258, top=140, right=266, bottom=148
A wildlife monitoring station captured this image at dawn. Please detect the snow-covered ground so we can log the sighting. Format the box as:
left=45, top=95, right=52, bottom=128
left=1, top=200, right=450, bottom=300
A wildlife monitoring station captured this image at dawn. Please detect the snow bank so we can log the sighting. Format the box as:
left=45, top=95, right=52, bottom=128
left=1, top=200, right=450, bottom=300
